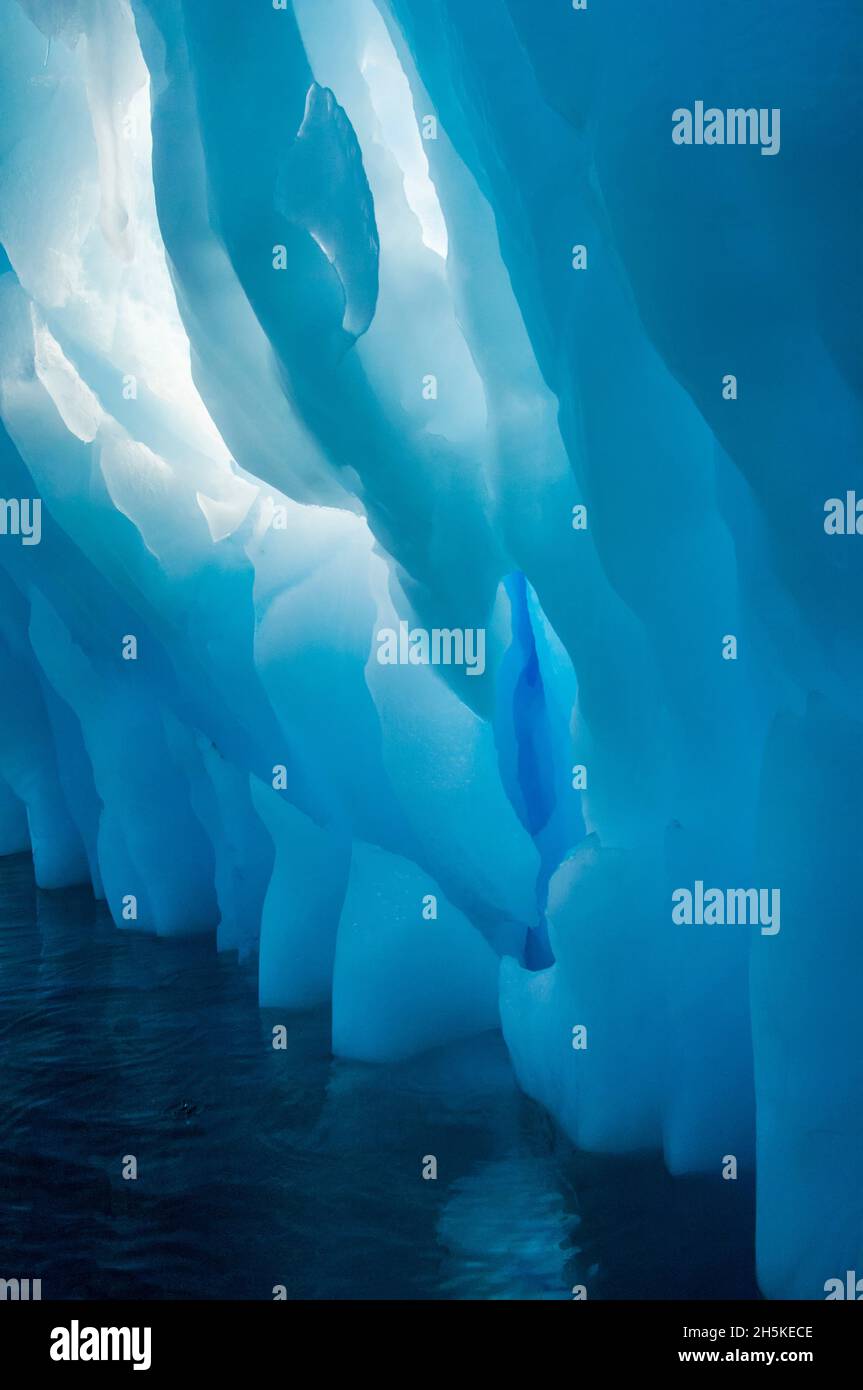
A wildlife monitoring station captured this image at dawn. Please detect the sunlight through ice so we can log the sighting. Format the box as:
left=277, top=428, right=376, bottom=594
left=360, top=39, right=448, bottom=259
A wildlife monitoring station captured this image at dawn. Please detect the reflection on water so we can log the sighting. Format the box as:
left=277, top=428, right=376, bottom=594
left=0, top=854, right=758, bottom=1299
left=437, top=1158, right=582, bottom=1299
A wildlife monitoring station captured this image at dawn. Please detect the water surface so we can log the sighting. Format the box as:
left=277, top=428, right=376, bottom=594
left=0, top=854, right=758, bottom=1300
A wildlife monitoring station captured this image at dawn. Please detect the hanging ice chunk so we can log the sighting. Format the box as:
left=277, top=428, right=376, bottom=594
left=0, top=579, right=88, bottom=889
left=251, top=776, right=350, bottom=1010
left=276, top=82, right=380, bottom=340
left=501, top=838, right=666, bottom=1154
left=27, top=591, right=219, bottom=937
left=332, top=841, right=500, bottom=1062
left=752, top=702, right=863, bottom=1298
left=365, top=565, right=541, bottom=958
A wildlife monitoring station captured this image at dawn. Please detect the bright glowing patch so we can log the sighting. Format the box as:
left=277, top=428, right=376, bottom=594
left=360, top=40, right=448, bottom=259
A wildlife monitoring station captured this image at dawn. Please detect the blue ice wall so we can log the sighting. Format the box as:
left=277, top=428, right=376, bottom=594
left=0, top=0, right=860, bottom=1298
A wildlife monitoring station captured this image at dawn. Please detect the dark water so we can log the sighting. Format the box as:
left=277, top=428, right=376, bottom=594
left=0, top=854, right=758, bottom=1300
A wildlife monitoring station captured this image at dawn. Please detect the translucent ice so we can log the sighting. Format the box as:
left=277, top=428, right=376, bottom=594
left=0, top=0, right=859, bottom=1300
